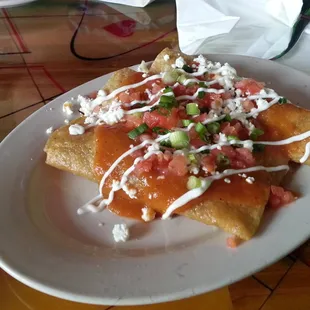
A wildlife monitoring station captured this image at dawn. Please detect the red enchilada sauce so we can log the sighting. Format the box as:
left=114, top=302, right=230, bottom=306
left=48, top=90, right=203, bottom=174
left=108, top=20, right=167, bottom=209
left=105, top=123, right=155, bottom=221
left=90, top=59, right=298, bottom=220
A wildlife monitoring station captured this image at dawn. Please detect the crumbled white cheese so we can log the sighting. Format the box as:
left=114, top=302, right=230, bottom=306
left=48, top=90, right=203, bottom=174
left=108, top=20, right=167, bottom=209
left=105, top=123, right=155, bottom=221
left=193, top=55, right=207, bottom=71
left=147, top=143, right=160, bottom=153
left=235, top=89, right=242, bottom=97
left=157, top=175, right=165, bottom=180
left=224, top=178, right=231, bottom=184
left=97, top=102, right=124, bottom=125
left=219, top=63, right=237, bottom=78
left=189, top=164, right=199, bottom=175
left=97, top=89, right=106, bottom=97
left=137, top=60, right=149, bottom=73
left=243, top=140, right=254, bottom=151
left=69, top=124, right=85, bottom=135
left=112, top=224, right=129, bottom=242
left=77, top=95, right=94, bottom=117
left=64, top=119, right=70, bottom=124
left=163, top=54, right=170, bottom=61
left=218, top=133, right=228, bottom=145
left=84, top=115, right=97, bottom=124
left=241, top=173, right=247, bottom=178
left=123, top=184, right=137, bottom=199
left=225, top=98, right=244, bottom=114
left=148, top=193, right=158, bottom=199
left=129, top=144, right=134, bottom=149
left=175, top=56, right=186, bottom=68
left=246, top=176, right=255, bottom=184
left=142, top=73, right=147, bottom=78
left=141, top=207, right=156, bottom=222
left=255, top=98, right=270, bottom=111
left=46, top=126, right=53, bottom=134
left=62, top=101, right=74, bottom=115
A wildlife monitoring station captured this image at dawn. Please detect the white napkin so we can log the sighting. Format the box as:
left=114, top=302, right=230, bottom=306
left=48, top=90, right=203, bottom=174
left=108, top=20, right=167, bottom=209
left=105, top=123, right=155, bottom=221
left=99, top=0, right=155, bottom=8
left=176, top=0, right=306, bottom=59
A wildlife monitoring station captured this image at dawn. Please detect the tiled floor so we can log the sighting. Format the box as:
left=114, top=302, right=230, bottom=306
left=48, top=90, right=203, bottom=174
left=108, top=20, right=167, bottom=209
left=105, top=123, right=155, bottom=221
left=1, top=1, right=310, bottom=309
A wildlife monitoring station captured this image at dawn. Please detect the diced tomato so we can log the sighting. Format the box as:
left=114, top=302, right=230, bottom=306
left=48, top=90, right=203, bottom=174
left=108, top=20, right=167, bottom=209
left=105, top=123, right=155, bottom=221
left=139, top=134, right=152, bottom=142
left=198, top=92, right=222, bottom=109
left=178, top=107, right=188, bottom=120
left=194, top=113, right=208, bottom=123
left=211, top=146, right=255, bottom=169
left=134, top=151, right=181, bottom=176
left=168, top=155, right=188, bottom=176
left=235, top=78, right=265, bottom=95
left=191, top=138, right=206, bottom=149
left=201, top=155, right=216, bottom=174
left=173, top=84, right=198, bottom=97
left=134, top=155, right=155, bottom=175
left=220, top=120, right=248, bottom=140
left=130, top=149, right=144, bottom=159
left=93, top=105, right=101, bottom=114
left=211, top=145, right=236, bottom=159
left=118, top=90, right=146, bottom=103
left=222, top=91, right=233, bottom=100
left=146, top=79, right=165, bottom=94
left=123, top=114, right=143, bottom=131
left=242, top=99, right=255, bottom=112
left=210, top=82, right=222, bottom=90
left=173, top=84, right=186, bottom=97
left=226, top=236, right=240, bottom=248
left=234, top=148, right=256, bottom=168
left=268, top=186, right=296, bottom=209
left=155, top=151, right=172, bottom=175
left=88, top=91, right=98, bottom=99
left=143, top=108, right=179, bottom=129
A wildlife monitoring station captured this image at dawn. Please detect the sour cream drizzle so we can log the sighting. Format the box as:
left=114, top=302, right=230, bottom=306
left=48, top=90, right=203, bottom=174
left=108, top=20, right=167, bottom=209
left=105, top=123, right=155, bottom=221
left=300, top=142, right=310, bottom=163
left=162, top=165, right=289, bottom=219
left=191, top=130, right=310, bottom=154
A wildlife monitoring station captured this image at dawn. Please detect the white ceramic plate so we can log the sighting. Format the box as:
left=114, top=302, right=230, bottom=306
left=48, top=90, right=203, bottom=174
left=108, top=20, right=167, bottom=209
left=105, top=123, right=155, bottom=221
left=1, top=55, right=310, bottom=306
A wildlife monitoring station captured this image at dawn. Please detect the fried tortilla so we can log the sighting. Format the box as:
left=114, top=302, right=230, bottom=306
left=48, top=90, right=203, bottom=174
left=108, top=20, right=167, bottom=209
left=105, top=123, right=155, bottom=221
left=44, top=48, right=310, bottom=240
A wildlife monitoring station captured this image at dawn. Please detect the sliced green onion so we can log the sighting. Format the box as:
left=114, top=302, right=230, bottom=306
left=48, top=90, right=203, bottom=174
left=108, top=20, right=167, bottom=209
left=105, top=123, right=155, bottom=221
left=169, top=131, right=190, bottom=149
left=207, top=122, right=220, bottom=134
left=198, top=81, right=207, bottom=88
left=159, top=95, right=177, bottom=109
left=253, top=144, right=265, bottom=152
left=187, top=176, right=202, bottom=190
left=195, top=122, right=208, bottom=135
left=182, top=119, right=193, bottom=127
left=152, top=127, right=170, bottom=135
left=216, top=153, right=230, bottom=167
left=198, top=91, right=205, bottom=99
left=160, top=139, right=172, bottom=148
left=182, top=64, right=194, bottom=73
left=128, top=123, right=149, bottom=140
left=278, top=97, right=288, bottom=104
left=177, top=74, right=187, bottom=84
left=250, top=128, right=264, bottom=140
left=188, top=154, right=197, bottom=163
left=223, top=114, right=232, bottom=122
left=163, top=70, right=179, bottom=85
left=186, top=103, right=200, bottom=115
left=163, top=86, right=174, bottom=94
left=227, top=135, right=239, bottom=141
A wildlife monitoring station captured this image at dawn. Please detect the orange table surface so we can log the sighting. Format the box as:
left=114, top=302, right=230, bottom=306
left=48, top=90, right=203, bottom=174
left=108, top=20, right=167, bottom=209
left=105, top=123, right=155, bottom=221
left=1, top=1, right=310, bottom=309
